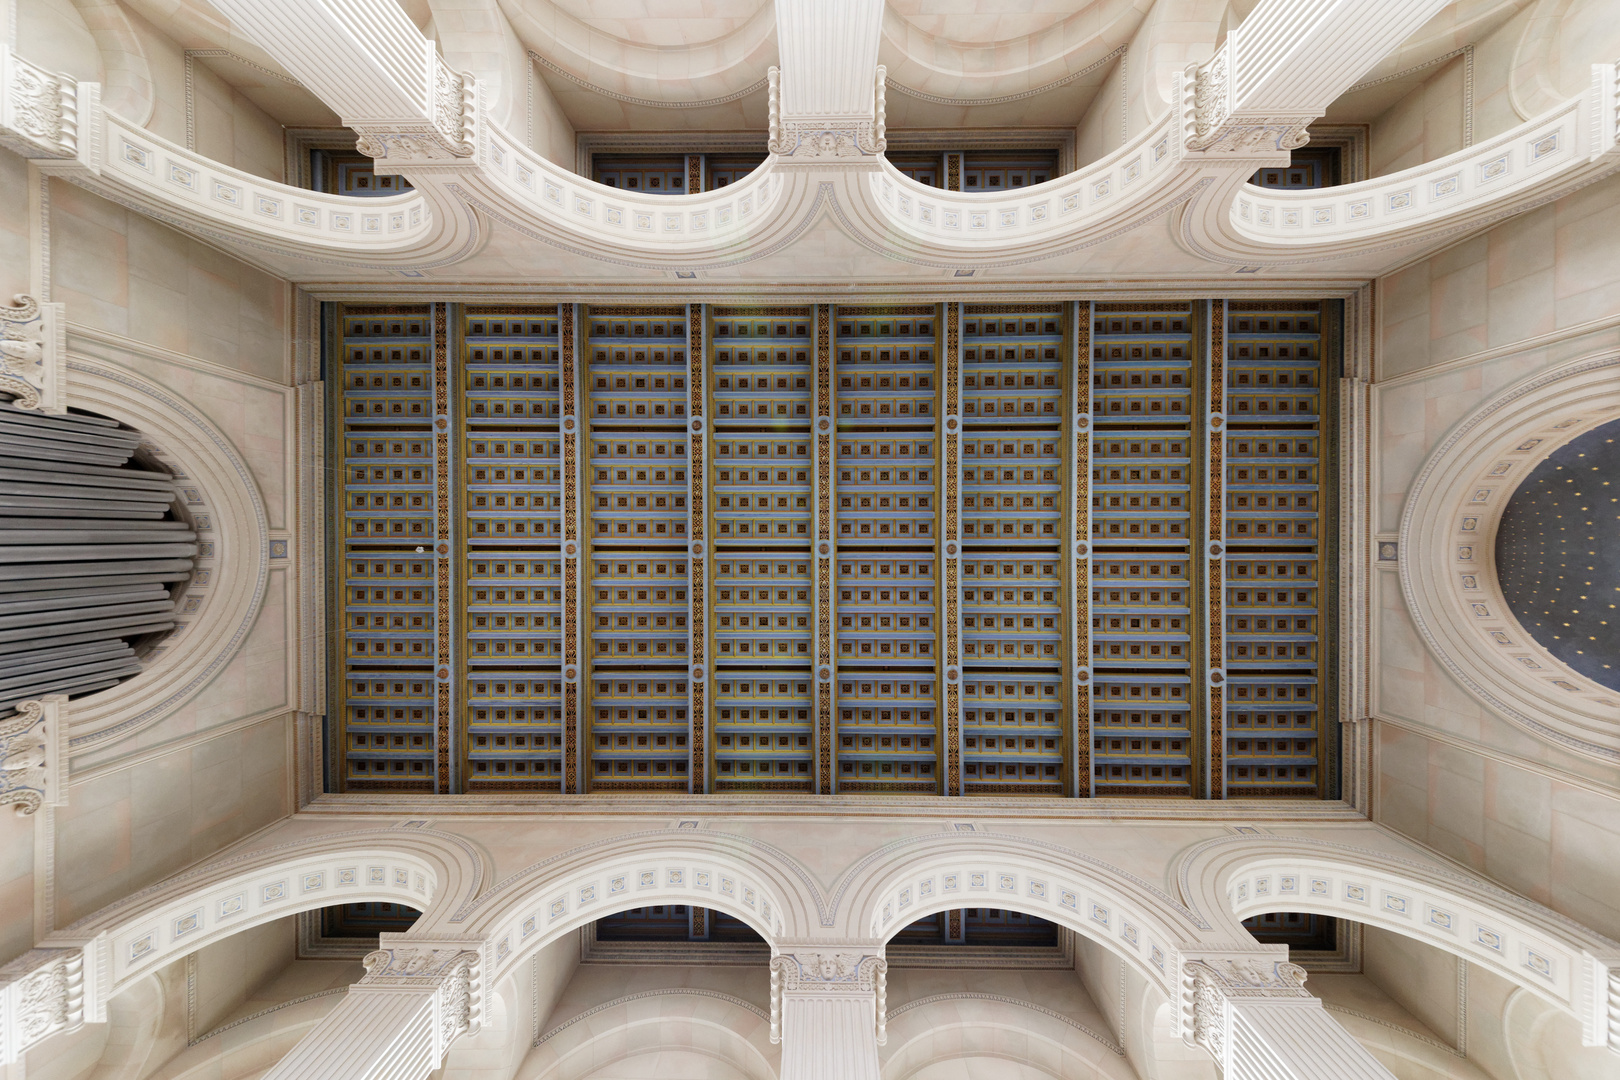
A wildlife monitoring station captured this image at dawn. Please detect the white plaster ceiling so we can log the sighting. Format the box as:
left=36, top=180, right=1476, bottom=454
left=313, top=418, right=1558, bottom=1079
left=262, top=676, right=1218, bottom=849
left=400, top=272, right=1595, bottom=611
left=143, top=0, right=1541, bottom=133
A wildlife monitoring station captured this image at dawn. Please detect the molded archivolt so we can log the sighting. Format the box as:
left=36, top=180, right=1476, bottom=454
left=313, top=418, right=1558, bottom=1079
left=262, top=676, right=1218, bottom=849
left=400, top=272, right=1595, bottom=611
left=843, top=831, right=1217, bottom=1005
left=1177, top=63, right=1620, bottom=269
left=1398, top=353, right=1620, bottom=763
left=61, top=358, right=272, bottom=751
left=435, top=830, right=821, bottom=986
left=40, top=828, right=486, bottom=1005
left=1177, top=834, right=1620, bottom=1051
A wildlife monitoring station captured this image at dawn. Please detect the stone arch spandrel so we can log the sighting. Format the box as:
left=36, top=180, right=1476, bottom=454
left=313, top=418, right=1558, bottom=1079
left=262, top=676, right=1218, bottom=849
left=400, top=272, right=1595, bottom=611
left=437, top=827, right=825, bottom=987
left=1398, top=351, right=1620, bottom=763
left=41, top=827, right=487, bottom=1006
left=1175, top=834, right=1620, bottom=1049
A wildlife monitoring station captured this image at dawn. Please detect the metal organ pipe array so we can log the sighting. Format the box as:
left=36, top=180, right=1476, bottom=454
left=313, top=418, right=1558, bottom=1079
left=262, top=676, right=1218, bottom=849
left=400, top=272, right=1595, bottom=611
left=0, top=403, right=194, bottom=717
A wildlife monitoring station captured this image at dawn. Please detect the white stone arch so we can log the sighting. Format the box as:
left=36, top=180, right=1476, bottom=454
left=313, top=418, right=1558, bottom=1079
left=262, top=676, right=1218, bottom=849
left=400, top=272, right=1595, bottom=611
left=1398, top=351, right=1620, bottom=763
left=437, top=828, right=823, bottom=991
left=519, top=988, right=777, bottom=1080
left=840, top=831, right=1217, bottom=1005
left=61, top=357, right=272, bottom=753
left=41, top=828, right=486, bottom=1010
left=1176, top=834, right=1620, bottom=1052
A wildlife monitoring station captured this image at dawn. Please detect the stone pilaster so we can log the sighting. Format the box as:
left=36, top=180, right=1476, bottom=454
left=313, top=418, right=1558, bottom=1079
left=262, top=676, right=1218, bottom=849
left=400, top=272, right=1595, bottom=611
left=1184, top=954, right=1396, bottom=1080
left=770, top=947, right=886, bottom=1080
left=261, top=944, right=481, bottom=1080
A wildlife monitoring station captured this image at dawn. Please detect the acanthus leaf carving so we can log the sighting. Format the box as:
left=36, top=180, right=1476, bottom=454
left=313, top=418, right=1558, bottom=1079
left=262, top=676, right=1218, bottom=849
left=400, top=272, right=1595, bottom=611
left=769, top=948, right=888, bottom=1046
left=1190, top=49, right=1229, bottom=143
left=1191, top=117, right=1315, bottom=154
left=352, top=64, right=476, bottom=166
left=358, top=943, right=481, bottom=1054
left=1184, top=954, right=1311, bottom=1061
left=0, top=295, right=66, bottom=414
left=2, top=51, right=78, bottom=159
left=0, top=946, right=86, bottom=1065
left=771, top=122, right=881, bottom=160
left=770, top=948, right=886, bottom=992
left=359, top=946, right=477, bottom=982
left=0, top=697, right=66, bottom=816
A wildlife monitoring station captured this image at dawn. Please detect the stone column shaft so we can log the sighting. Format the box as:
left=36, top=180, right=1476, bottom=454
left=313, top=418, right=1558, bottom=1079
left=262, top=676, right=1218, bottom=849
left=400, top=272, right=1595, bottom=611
left=261, top=945, right=480, bottom=1080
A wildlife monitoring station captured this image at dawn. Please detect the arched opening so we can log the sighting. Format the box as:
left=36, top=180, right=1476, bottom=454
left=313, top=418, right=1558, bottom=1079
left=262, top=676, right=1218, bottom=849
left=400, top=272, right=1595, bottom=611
left=0, top=402, right=197, bottom=718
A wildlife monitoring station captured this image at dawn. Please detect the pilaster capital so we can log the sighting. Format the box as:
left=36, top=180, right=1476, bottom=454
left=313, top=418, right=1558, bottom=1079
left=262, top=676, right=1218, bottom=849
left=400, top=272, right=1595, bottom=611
left=769, top=947, right=886, bottom=993
left=0, top=696, right=69, bottom=815
left=1181, top=39, right=1315, bottom=159
left=0, top=49, right=82, bottom=160
left=767, top=64, right=886, bottom=159
left=353, top=59, right=477, bottom=166
left=359, top=939, right=484, bottom=1049
left=769, top=946, right=889, bottom=1048
left=0, top=296, right=67, bottom=414
left=0, top=946, right=88, bottom=1064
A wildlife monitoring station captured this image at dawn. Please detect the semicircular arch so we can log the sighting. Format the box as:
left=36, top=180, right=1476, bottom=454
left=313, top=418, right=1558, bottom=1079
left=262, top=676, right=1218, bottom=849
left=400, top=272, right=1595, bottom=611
left=1176, top=834, right=1620, bottom=1049
left=1398, top=351, right=1620, bottom=762
left=61, top=357, right=271, bottom=754
left=436, top=828, right=825, bottom=987
left=46, top=828, right=486, bottom=1002
left=521, top=989, right=776, bottom=1080
left=840, top=831, right=1216, bottom=1004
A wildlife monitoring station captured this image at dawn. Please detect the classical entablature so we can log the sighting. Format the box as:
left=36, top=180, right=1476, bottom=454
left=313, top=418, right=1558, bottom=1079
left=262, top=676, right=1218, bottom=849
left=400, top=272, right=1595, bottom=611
left=3, top=0, right=1617, bottom=284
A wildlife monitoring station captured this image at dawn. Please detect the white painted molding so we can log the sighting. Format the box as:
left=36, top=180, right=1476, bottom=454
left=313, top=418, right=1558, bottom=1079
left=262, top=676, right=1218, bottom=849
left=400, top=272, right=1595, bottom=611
left=5, top=9, right=1614, bottom=282
left=1178, top=834, right=1620, bottom=1053
left=1184, top=66, right=1620, bottom=266
left=0, top=695, right=67, bottom=815
left=0, top=294, right=64, bottom=412
left=1398, top=353, right=1620, bottom=762
left=15, top=818, right=1620, bottom=1070
left=58, top=353, right=271, bottom=752
left=845, top=831, right=1208, bottom=1005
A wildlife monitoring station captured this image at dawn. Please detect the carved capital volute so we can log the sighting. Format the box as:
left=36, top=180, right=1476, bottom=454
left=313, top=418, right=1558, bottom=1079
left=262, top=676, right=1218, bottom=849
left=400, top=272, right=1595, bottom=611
left=358, top=939, right=484, bottom=1054
left=0, top=946, right=87, bottom=1064
left=0, top=696, right=68, bottom=815
left=769, top=946, right=888, bottom=1046
left=0, top=296, right=66, bottom=414
left=1180, top=43, right=1314, bottom=159
left=1181, top=951, right=1311, bottom=1061
left=352, top=60, right=477, bottom=168
left=0, top=49, right=81, bottom=160
left=770, top=65, right=886, bottom=160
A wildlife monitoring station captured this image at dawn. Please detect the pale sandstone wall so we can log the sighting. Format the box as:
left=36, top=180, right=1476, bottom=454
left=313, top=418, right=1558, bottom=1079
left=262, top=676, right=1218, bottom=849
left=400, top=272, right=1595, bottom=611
left=1373, top=172, right=1620, bottom=943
